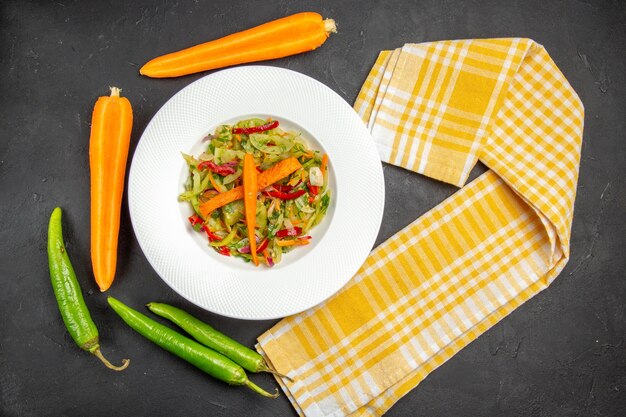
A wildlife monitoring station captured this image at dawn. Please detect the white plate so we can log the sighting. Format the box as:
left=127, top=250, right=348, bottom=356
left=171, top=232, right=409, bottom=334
left=128, top=66, right=384, bottom=320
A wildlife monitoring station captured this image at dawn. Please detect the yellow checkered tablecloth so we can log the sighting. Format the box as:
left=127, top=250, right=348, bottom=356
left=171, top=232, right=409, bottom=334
left=256, top=38, right=584, bottom=417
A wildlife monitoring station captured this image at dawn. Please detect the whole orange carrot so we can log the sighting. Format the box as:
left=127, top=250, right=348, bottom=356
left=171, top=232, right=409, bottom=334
left=140, top=12, right=336, bottom=78
left=243, top=154, right=259, bottom=266
left=89, top=87, right=133, bottom=292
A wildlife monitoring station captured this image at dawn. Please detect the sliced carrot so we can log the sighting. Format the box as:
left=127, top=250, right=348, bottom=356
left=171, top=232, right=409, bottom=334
left=256, top=157, right=302, bottom=189
left=140, top=12, right=336, bottom=78
left=207, top=172, right=224, bottom=193
left=198, top=157, right=301, bottom=217
left=198, top=189, right=241, bottom=217
left=276, top=238, right=311, bottom=247
left=243, top=154, right=259, bottom=266
left=90, top=87, right=133, bottom=292
left=290, top=216, right=301, bottom=225
left=320, top=154, right=329, bottom=177
left=262, top=248, right=271, bottom=265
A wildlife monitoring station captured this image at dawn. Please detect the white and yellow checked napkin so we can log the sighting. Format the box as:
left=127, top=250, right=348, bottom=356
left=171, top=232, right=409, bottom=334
left=256, top=38, right=584, bottom=417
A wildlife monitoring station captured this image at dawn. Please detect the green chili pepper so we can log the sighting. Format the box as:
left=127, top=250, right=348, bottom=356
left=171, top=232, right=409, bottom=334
left=107, top=297, right=278, bottom=398
left=146, top=302, right=292, bottom=380
left=47, top=207, right=129, bottom=371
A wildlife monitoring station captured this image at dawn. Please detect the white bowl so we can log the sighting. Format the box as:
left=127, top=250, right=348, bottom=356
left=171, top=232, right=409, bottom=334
left=128, top=66, right=385, bottom=320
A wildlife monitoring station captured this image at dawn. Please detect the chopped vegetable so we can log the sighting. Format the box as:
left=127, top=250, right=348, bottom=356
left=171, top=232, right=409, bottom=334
left=275, top=227, right=303, bottom=238
left=308, top=182, right=319, bottom=203
left=273, top=184, right=294, bottom=192
left=188, top=214, right=203, bottom=229
left=249, top=133, right=295, bottom=154
left=243, top=153, right=259, bottom=265
left=198, top=160, right=237, bottom=176
left=321, top=154, right=329, bottom=177
left=210, top=227, right=237, bottom=247
left=255, top=157, right=303, bottom=189
left=264, top=189, right=307, bottom=200
left=201, top=226, right=221, bottom=242
left=256, top=238, right=269, bottom=254
left=276, top=238, right=311, bottom=247
left=140, top=12, right=336, bottom=78
left=198, top=157, right=302, bottom=216
left=222, top=200, right=244, bottom=226
left=232, top=120, right=279, bottom=135
left=207, top=172, right=225, bottom=193
left=309, top=166, right=323, bottom=186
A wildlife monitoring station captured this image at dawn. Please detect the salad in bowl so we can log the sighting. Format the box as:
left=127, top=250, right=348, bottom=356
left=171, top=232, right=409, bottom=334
left=179, top=118, right=331, bottom=267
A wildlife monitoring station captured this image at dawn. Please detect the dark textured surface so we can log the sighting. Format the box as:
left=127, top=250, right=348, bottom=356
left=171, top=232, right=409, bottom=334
left=1, top=1, right=625, bottom=416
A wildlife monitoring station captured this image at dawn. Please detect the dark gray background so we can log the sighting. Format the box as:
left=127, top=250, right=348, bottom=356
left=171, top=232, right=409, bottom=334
left=1, top=1, right=624, bottom=416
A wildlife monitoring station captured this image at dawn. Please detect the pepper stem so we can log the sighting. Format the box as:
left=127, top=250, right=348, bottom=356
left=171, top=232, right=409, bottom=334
left=244, top=379, right=279, bottom=398
left=259, top=363, right=294, bottom=382
left=92, top=347, right=130, bottom=371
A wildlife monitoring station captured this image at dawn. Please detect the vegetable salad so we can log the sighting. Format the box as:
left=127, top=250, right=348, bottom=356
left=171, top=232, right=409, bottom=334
left=179, top=118, right=331, bottom=266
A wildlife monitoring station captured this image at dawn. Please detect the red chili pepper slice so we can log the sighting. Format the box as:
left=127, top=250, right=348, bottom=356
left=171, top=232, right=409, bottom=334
left=231, top=120, right=279, bottom=135
left=188, top=214, right=203, bottom=227
left=198, top=161, right=236, bottom=176
left=264, top=189, right=306, bottom=200
left=275, top=227, right=302, bottom=238
left=256, top=238, right=269, bottom=254
left=269, top=180, right=300, bottom=193
left=272, top=184, right=294, bottom=193
left=307, top=183, right=319, bottom=204
left=200, top=225, right=221, bottom=242
left=216, top=246, right=230, bottom=256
